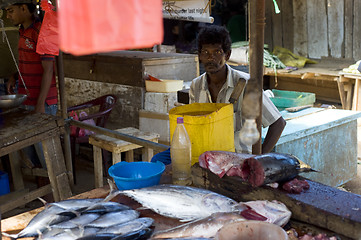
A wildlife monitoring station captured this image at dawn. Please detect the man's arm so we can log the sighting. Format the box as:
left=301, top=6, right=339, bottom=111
left=261, top=116, right=286, bottom=153
left=6, top=72, right=18, bottom=94
left=35, top=60, right=53, bottom=113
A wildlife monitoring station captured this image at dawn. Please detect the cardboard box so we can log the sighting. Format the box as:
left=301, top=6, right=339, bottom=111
left=139, top=110, right=170, bottom=144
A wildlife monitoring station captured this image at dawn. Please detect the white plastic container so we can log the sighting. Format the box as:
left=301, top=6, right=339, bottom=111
left=145, top=79, right=183, bottom=93
left=215, top=221, right=288, bottom=240
left=170, top=117, right=192, bottom=185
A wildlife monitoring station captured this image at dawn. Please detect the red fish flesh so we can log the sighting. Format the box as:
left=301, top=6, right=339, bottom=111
left=198, top=151, right=254, bottom=178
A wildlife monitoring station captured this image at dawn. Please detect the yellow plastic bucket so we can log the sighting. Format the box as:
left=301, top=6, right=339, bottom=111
left=169, top=103, right=235, bottom=165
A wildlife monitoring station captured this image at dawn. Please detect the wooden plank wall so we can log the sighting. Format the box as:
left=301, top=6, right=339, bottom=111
left=264, top=0, right=361, bottom=61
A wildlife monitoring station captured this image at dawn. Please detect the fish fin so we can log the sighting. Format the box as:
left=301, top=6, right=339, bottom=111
left=299, top=167, right=319, bottom=173
left=103, top=178, right=121, bottom=202
left=1, top=232, right=17, bottom=239
left=136, top=206, right=150, bottom=211
left=36, top=229, right=43, bottom=239
left=37, top=197, right=48, bottom=206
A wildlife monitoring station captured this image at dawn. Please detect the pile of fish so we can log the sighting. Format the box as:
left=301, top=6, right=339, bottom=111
left=199, top=151, right=316, bottom=187
left=2, top=180, right=292, bottom=240
left=106, top=180, right=291, bottom=239
left=2, top=197, right=154, bottom=240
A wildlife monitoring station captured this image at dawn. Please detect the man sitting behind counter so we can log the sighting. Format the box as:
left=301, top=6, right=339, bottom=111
left=152, top=25, right=286, bottom=164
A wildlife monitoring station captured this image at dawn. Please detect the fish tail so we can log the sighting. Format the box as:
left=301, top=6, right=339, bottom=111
left=103, top=178, right=121, bottom=202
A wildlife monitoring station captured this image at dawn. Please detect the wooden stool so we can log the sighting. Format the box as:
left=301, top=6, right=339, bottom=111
left=88, top=127, right=160, bottom=188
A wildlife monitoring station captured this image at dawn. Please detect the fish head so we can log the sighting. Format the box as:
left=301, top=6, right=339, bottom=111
left=201, top=193, right=239, bottom=212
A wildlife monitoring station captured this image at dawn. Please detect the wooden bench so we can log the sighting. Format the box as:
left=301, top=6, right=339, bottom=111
left=88, top=127, right=160, bottom=188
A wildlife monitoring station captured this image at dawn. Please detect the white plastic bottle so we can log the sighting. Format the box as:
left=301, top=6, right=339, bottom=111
left=171, top=117, right=192, bottom=185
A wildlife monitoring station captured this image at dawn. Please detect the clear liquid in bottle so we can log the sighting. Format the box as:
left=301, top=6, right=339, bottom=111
left=171, top=117, right=192, bottom=186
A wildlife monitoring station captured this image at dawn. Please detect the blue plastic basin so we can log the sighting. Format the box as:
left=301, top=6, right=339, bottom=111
left=108, top=161, right=165, bottom=190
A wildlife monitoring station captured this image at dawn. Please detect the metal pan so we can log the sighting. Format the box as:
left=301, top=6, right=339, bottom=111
left=0, top=94, right=27, bottom=109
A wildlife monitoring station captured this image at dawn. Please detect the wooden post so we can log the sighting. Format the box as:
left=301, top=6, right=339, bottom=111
left=248, top=0, right=265, bottom=154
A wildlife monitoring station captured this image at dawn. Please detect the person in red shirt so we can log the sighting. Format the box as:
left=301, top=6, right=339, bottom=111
left=4, top=0, right=58, bottom=115
left=2, top=0, right=58, bottom=169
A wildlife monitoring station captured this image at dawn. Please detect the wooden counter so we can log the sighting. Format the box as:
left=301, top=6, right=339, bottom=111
left=0, top=108, right=72, bottom=213
left=192, top=164, right=361, bottom=240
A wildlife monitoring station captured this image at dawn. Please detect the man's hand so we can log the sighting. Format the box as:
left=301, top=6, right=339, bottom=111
left=35, top=102, right=45, bottom=113
left=6, top=74, right=17, bottom=94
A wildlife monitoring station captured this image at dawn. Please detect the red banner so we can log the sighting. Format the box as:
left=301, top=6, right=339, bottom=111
left=58, top=0, right=163, bottom=55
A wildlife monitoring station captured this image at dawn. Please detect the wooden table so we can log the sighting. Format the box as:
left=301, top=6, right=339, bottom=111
left=89, top=127, right=160, bottom=188
left=339, top=72, right=361, bottom=111
left=0, top=108, right=72, bottom=213
left=264, top=59, right=357, bottom=109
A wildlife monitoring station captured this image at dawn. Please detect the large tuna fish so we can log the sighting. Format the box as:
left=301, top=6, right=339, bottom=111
left=199, top=151, right=316, bottom=187
left=111, top=183, right=239, bottom=222
left=241, top=152, right=316, bottom=187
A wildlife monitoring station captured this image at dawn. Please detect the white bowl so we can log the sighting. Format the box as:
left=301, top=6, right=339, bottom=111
left=215, top=220, right=288, bottom=240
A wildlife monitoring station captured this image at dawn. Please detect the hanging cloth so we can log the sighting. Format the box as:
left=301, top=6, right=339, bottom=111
left=58, top=0, right=163, bottom=56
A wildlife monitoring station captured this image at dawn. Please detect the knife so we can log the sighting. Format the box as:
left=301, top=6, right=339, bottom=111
left=285, top=105, right=313, bottom=112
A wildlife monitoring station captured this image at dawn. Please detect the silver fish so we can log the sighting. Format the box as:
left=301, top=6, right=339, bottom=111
left=111, top=227, right=153, bottom=240
left=97, top=217, right=154, bottom=235
left=151, top=212, right=246, bottom=239
left=82, top=201, right=131, bottom=214
left=2, top=205, right=72, bottom=239
left=50, top=213, right=100, bottom=229
left=48, top=198, right=104, bottom=211
left=86, top=210, right=140, bottom=228
left=39, top=226, right=100, bottom=239
left=108, top=182, right=239, bottom=222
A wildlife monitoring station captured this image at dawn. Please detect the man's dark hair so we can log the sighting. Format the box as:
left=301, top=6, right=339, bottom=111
left=197, top=25, right=232, bottom=54
left=14, top=3, right=36, bottom=14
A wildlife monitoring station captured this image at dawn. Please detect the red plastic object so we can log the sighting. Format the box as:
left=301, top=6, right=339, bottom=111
left=58, top=0, right=163, bottom=56
left=36, top=0, right=59, bottom=55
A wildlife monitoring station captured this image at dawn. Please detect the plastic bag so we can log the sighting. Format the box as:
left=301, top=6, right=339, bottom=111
left=58, top=0, right=163, bottom=56
left=78, top=111, right=96, bottom=137
left=272, top=46, right=317, bottom=68
left=36, top=0, right=59, bottom=55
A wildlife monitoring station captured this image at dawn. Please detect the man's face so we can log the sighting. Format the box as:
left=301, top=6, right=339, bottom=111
left=199, top=44, right=230, bottom=74
left=5, top=5, right=24, bottom=26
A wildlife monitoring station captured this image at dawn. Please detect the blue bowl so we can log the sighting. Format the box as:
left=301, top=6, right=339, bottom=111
left=108, top=161, right=165, bottom=190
